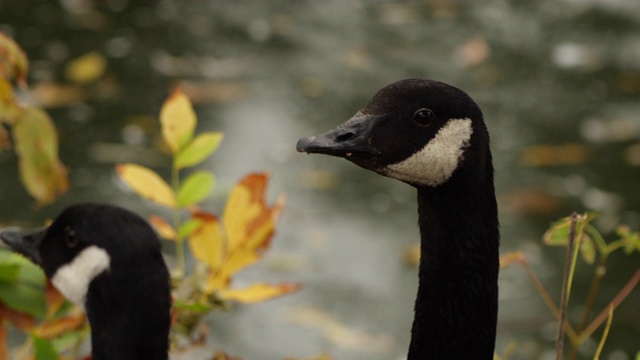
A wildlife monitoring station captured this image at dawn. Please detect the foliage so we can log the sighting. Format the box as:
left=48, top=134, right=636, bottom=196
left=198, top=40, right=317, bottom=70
left=0, top=32, right=68, bottom=205
left=501, top=212, right=640, bottom=359
left=116, top=88, right=300, bottom=352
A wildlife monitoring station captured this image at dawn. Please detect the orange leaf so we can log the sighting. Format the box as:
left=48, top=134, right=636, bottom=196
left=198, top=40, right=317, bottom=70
left=0, top=322, right=7, bottom=360
left=12, top=107, right=69, bottom=204
left=32, top=312, right=86, bottom=339
left=188, top=211, right=223, bottom=270
left=44, top=281, right=66, bottom=318
left=149, top=215, right=177, bottom=241
left=116, top=163, right=176, bottom=207
left=218, top=283, right=301, bottom=304
left=160, top=88, right=196, bottom=154
left=0, top=303, right=35, bottom=331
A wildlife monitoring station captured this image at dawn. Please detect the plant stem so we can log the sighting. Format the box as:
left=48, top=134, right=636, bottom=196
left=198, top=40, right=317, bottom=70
left=579, top=269, right=640, bottom=343
left=519, top=259, right=579, bottom=343
left=172, top=163, right=185, bottom=277
left=556, top=212, right=578, bottom=360
left=593, top=305, right=614, bottom=360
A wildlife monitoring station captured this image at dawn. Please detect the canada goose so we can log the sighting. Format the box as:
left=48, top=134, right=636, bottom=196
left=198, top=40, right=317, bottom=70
left=0, top=203, right=171, bottom=360
left=297, top=79, right=499, bottom=359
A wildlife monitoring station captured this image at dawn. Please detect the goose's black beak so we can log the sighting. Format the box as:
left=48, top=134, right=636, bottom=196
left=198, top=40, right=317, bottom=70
left=0, top=227, right=45, bottom=265
left=296, top=113, right=383, bottom=159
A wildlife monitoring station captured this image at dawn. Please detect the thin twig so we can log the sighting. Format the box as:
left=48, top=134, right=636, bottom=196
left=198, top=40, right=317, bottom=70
left=519, top=259, right=579, bottom=343
left=579, top=269, right=640, bottom=342
left=556, top=212, right=578, bottom=360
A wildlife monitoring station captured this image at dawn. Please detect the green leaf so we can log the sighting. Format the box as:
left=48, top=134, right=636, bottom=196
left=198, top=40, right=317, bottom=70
left=0, top=262, right=20, bottom=283
left=580, top=237, right=596, bottom=265
left=173, top=300, right=213, bottom=314
left=12, top=108, right=69, bottom=204
left=178, top=218, right=203, bottom=239
left=542, top=212, right=597, bottom=246
left=0, top=281, right=46, bottom=317
left=175, top=132, right=223, bottom=169
left=33, top=336, right=60, bottom=360
left=177, top=171, right=214, bottom=207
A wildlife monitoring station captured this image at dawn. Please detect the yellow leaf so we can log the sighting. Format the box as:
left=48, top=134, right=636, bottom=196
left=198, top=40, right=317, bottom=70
left=116, top=163, right=176, bottom=207
left=12, top=108, right=69, bottom=204
left=149, top=215, right=177, bottom=241
left=65, top=52, right=107, bottom=84
left=0, top=32, right=29, bottom=87
left=160, top=88, right=196, bottom=154
left=204, top=251, right=260, bottom=294
left=0, top=78, right=20, bottom=124
left=223, top=172, right=275, bottom=252
left=188, top=211, right=223, bottom=270
left=219, top=283, right=301, bottom=304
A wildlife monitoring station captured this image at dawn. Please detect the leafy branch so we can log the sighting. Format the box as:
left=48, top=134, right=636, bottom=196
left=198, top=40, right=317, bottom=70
left=501, top=212, right=640, bottom=358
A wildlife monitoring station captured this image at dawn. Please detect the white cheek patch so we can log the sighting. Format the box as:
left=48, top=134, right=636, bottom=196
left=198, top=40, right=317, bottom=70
left=51, top=245, right=111, bottom=309
left=383, top=118, right=473, bottom=186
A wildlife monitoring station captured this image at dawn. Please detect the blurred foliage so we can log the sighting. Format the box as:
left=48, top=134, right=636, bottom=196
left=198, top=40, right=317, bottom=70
left=501, top=212, right=640, bottom=359
left=0, top=32, right=68, bottom=205
left=117, top=88, right=300, bottom=355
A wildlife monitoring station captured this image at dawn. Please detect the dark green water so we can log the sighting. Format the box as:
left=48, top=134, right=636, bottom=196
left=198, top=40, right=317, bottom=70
left=1, top=1, right=639, bottom=359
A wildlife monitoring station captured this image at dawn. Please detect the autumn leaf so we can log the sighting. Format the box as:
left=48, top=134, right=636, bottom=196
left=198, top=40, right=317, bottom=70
left=218, top=283, right=300, bottom=304
left=499, top=251, right=526, bottom=268
left=520, top=143, right=589, bottom=167
left=160, top=88, right=196, bottom=154
left=116, top=163, right=176, bottom=207
left=0, top=31, right=29, bottom=87
left=12, top=108, right=69, bottom=205
left=188, top=211, right=223, bottom=270
left=0, top=78, right=20, bottom=124
left=203, top=173, right=285, bottom=293
left=149, top=215, right=177, bottom=241
left=32, top=312, right=86, bottom=339
left=175, top=132, right=223, bottom=169
left=177, top=171, right=214, bottom=207
left=65, top=52, right=106, bottom=84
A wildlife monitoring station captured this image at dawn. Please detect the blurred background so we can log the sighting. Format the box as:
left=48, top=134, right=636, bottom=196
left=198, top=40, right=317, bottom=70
left=0, top=1, right=639, bottom=359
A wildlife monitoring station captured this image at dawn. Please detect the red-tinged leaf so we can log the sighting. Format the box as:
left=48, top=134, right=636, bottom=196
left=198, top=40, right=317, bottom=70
left=177, top=171, right=214, bottom=207
left=12, top=108, right=69, bottom=205
left=218, top=283, right=301, bottom=304
left=188, top=211, right=223, bottom=270
left=32, top=313, right=86, bottom=339
left=44, top=281, right=65, bottom=318
left=175, top=132, right=223, bottom=169
left=0, top=303, right=35, bottom=331
left=160, top=88, right=196, bottom=154
left=149, top=215, right=177, bottom=241
left=0, top=322, right=7, bottom=360
left=223, top=173, right=278, bottom=252
left=0, top=32, right=29, bottom=87
left=116, top=163, right=176, bottom=207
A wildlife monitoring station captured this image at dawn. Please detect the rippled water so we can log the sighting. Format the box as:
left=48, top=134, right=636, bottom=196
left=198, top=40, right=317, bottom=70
left=1, top=1, right=639, bottom=359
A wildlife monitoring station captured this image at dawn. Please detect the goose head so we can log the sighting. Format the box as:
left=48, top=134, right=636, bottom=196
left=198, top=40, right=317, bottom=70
left=297, top=78, right=490, bottom=187
left=0, top=203, right=171, bottom=359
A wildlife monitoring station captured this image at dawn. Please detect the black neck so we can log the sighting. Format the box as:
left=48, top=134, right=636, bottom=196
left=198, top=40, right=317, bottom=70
left=86, top=270, right=171, bottom=360
left=408, top=167, right=499, bottom=359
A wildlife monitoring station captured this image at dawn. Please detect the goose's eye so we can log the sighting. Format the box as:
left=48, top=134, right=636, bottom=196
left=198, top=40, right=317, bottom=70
left=64, top=226, right=78, bottom=248
left=413, top=109, right=434, bottom=126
